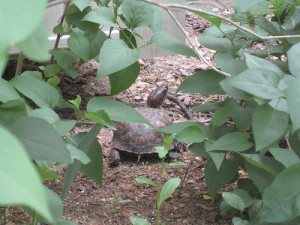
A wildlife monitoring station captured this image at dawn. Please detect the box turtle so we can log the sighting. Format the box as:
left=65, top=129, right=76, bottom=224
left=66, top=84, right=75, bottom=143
left=109, top=85, right=176, bottom=166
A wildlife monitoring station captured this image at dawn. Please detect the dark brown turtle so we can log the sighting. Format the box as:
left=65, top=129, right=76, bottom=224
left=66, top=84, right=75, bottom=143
left=109, top=85, right=176, bottom=166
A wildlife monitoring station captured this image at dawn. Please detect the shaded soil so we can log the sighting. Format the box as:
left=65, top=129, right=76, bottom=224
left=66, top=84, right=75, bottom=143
left=1, top=10, right=237, bottom=225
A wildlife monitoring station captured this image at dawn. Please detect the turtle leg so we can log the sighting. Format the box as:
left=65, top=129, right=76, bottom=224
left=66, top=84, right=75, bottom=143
left=137, top=154, right=141, bottom=163
left=109, top=148, right=120, bottom=166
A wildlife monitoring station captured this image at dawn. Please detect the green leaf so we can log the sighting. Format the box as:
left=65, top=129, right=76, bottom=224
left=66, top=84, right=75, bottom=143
left=17, top=22, right=50, bottom=62
left=287, top=41, right=300, bottom=78
left=85, top=110, right=115, bottom=130
left=9, top=116, right=72, bottom=164
left=85, top=29, right=108, bottom=59
left=47, top=75, right=61, bottom=87
left=0, top=0, right=47, bottom=45
left=175, top=125, right=206, bottom=143
left=230, top=101, right=255, bottom=132
left=198, top=36, right=234, bottom=53
left=288, top=77, right=300, bottom=132
left=69, top=95, right=81, bottom=110
left=36, top=166, right=62, bottom=181
left=191, top=9, right=222, bottom=27
left=54, top=221, right=77, bottom=225
left=244, top=54, right=283, bottom=78
left=61, top=124, right=102, bottom=199
left=0, top=78, right=22, bottom=103
left=68, top=33, right=90, bottom=62
left=82, top=6, right=119, bottom=27
left=97, top=39, right=140, bottom=77
left=193, top=102, right=223, bottom=112
left=24, top=187, right=63, bottom=223
left=205, top=159, right=239, bottom=198
left=151, top=31, right=198, bottom=58
left=155, top=146, right=168, bottom=159
left=0, top=99, right=28, bottom=126
left=129, top=216, right=151, bottom=225
left=109, top=62, right=140, bottom=95
left=214, top=52, right=247, bottom=76
left=119, top=29, right=137, bottom=48
left=206, top=132, right=253, bottom=152
left=73, top=0, right=92, bottom=11
left=222, top=192, right=245, bottom=212
left=164, top=133, right=176, bottom=149
left=177, top=70, right=225, bottom=95
left=252, top=104, right=289, bottom=151
left=66, top=144, right=91, bottom=165
left=211, top=99, right=234, bottom=127
left=87, top=97, right=151, bottom=125
left=135, top=177, right=157, bottom=186
left=44, top=64, right=61, bottom=78
left=232, top=217, right=250, bottom=225
left=255, top=16, right=280, bottom=35
left=229, top=68, right=283, bottom=99
left=51, top=48, right=78, bottom=68
left=53, top=24, right=65, bottom=35
left=122, top=0, right=154, bottom=29
left=28, top=108, right=76, bottom=136
left=238, top=178, right=260, bottom=199
left=0, top=126, right=53, bottom=222
left=149, top=6, right=163, bottom=33
left=208, top=151, right=226, bottom=171
left=158, top=177, right=181, bottom=209
left=269, top=148, right=300, bottom=168
left=10, top=74, right=60, bottom=109
left=259, top=162, right=300, bottom=223
left=188, top=143, right=211, bottom=159
left=220, top=76, right=253, bottom=99
left=166, top=162, right=187, bottom=167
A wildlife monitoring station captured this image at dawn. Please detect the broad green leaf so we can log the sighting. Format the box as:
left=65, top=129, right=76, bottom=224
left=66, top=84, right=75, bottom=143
left=97, top=39, right=140, bottom=77
left=287, top=77, right=300, bottom=132
left=0, top=99, right=28, bottom=126
left=198, top=36, right=234, bottom=53
left=157, top=121, right=211, bottom=137
left=10, top=74, right=60, bottom=109
left=69, top=95, right=81, bottom=110
left=208, top=151, right=226, bottom=171
left=166, top=162, right=187, bottom=167
left=122, top=0, right=154, bottom=29
left=247, top=1, right=273, bottom=16
left=109, top=62, right=140, bottom=95
left=151, top=31, right=198, bottom=58
left=229, top=68, right=283, bottom=99
left=82, top=7, right=119, bottom=27
left=28, top=108, right=76, bottom=136
left=175, top=125, right=206, bottom=143
left=234, top=0, right=265, bottom=14
left=191, top=9, right=222, bottom=27
left=211, top=99, right=234, bottom=127
left=68, top=33, right=90, bottom=62
left=36, top=166, right=62, bottom=181
left=85, top=29, right=108, bottom=59
left=44, top=64, right=61, bottom=78
left=50, top=48, right=77, bottom=68
left=220, top=76, right=253, bottom=99
left=113, top=0, right=124, bottom=7
left=155, top=146, right=168, bottom=159
left=66, top=144, right=91, bottom=165
left=259, top=162, right=300, bottom=223
left=206, top=132, right=253, bottom=152
left=240, top=154, right=278, bottom=177
left=244, top=54, right=283, bottom=78
left=222, top=192, right=245, bottom=212
left=192, top=102, right=223, bottom=112
left=0, top=126, right=53, bottom=222
left=135, top=177, right=157, bottom=186
left=230, top=101, right=255, bottom=132
left=287, top=43, right=300, bottom=78
left=149, top=6, right=163, bottom=33
left=252, top=104, right=289, bottom=151
left=255, top=16, right=280, bottom=35
left=214, top=52, right=247, bottom=76
left=17, top=22, right=50, bottom=62
left=232, top=217, right=250, bottom=225
left=87, top=97, right=151, bottom=125
left=0, top=0, right=47, bottom=45
left=73, top=0, right=92, bottom=11
left=24, top=187, right=63, bottom=223
left=188, top=143, right=211, bottom=159
left=237, top=178, right=260, bottom=199
left=129, top=216, right=151, bottom=225
left=0, top=78, right=21, bottom=103
left=164, top=133, right=176, bottom=149
left=47, top=74, right=60, bottom=87
left=158, top=177, right=181, bottom=209
left=269, top=148, right=300, bottom=168
left=61, top=124, right=102, bottom=199
left=54, top=221, right=77, bottom=225
left=203, top=22, right=236, bottom=37
left=53, top=24, right=65, bottom=34
left=227, top=189, right=256, bottom=208
left=119, top=29, right=137, bottom=49
left=205, top=159, right=239, bottom=199
left=177, top=70, right=225, bottom=95
left=9, top=116, right=72, bottom=164
left=85, top=110, right=115, bottom=130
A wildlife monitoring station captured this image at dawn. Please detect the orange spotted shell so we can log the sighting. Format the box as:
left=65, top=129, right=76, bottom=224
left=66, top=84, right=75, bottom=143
left=112, top=107, right=174, bottom=155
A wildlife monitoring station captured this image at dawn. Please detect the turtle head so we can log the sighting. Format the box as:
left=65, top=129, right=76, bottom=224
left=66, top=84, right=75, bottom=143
left=147, top=84, right=168, bottom=108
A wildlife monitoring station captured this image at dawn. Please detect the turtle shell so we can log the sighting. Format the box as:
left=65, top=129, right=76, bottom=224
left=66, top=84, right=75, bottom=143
left=112, top=107, right=174, bottom=155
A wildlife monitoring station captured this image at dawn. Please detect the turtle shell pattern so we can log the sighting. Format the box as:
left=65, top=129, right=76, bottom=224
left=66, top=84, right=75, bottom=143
left=112, top=107, right=174, bottom=155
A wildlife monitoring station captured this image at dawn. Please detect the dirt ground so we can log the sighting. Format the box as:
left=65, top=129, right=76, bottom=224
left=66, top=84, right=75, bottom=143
left=1, top=10, right=237, bottom=225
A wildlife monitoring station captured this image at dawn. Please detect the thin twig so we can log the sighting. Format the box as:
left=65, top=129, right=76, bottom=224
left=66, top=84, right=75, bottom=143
left=50, top=0, right=72, bottom=63
left=166, top=9, right=231, bottom=77
left=15, top=54, right=25, bottom=76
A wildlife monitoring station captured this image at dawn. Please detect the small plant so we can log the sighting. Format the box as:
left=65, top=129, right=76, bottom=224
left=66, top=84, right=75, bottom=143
left=115, top=192, right=123, bottom=201
left=142, top=161, right=149, bottom=168
left=130, top=134, right=186, bottom=225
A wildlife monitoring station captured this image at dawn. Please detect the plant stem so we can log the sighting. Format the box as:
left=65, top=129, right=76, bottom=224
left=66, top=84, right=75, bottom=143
left=157, top=156, right=165, bottom=225
left=32, top=211, right=38, bottom=225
